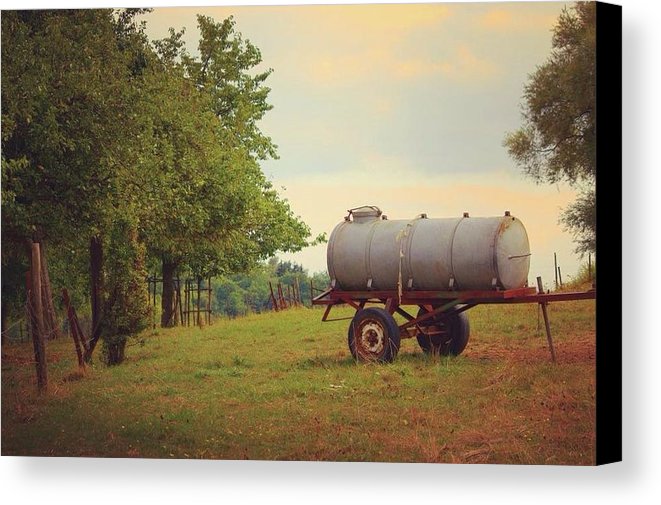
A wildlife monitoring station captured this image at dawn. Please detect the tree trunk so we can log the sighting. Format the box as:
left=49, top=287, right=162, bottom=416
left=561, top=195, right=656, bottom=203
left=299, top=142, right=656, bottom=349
left=85, top=235, right=104, bottom=361
left=161, top=259, right=177, bottom=327
left=39, top=241, right=61, bottom=340
left=105, top=340, right=126, bottom=366
left=1, top=299, right=7, bottom=347
left=173, top=281, right=180, bottom=326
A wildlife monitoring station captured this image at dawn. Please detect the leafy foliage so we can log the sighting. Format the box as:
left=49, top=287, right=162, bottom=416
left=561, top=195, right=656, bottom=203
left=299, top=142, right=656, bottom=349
left=1, top=10, right=147, bottom=243
left=504, top=2, right=596, bottom=254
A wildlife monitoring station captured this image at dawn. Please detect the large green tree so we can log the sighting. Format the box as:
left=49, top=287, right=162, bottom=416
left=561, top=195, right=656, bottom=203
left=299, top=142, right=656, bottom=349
left=504, top=1, right=596, bottom=254
left=148, top=15, right=318, bottom=327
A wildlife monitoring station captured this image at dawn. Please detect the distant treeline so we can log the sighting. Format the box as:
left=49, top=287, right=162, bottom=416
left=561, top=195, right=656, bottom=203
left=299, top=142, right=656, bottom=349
left=213, top=258, right=329, bottom=318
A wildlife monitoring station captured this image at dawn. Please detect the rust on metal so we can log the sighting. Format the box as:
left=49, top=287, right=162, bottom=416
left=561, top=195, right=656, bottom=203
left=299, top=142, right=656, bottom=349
left=313, top=285, right=595, bottom=359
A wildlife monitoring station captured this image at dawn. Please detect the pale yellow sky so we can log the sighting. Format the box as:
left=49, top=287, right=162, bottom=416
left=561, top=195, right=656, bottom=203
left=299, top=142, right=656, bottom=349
left=137, top=1, right=584, bottom=287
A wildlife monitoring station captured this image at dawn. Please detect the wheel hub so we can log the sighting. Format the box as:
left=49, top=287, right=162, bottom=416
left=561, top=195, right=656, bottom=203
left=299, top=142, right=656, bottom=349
left=359, top=321, right=385, bottom=354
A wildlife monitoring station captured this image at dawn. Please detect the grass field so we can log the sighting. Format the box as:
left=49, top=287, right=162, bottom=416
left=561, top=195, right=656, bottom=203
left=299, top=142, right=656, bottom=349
left=1, top=299, right=595, bottom=464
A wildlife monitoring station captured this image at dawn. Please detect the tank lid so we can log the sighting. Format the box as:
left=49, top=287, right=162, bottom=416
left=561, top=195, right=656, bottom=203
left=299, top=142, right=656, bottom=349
left=348, top=205, right=382, bottom=222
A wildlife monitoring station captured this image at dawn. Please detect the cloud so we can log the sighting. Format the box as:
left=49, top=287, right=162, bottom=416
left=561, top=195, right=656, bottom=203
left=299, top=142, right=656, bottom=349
left=308, top=4, right=452, bottom=41
left=307, top=42, right=499, bottom=88
left=307, top=47, right=390, bottom=87
left=477, top=7, right=559, bottom=33
left=438, top=45, right=500, bottom=82
left=289, top=4, right=454, bottom=87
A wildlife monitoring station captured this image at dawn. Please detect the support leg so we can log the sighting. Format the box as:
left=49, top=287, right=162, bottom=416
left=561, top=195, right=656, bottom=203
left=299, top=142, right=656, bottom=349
left=539, top=302, right=557, bottom=363
left=536, top=276, right=557, bottom=363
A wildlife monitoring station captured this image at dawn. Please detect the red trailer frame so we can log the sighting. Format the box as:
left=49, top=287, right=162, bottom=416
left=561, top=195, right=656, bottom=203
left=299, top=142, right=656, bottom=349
left=312, top=285, right=596, bottom=363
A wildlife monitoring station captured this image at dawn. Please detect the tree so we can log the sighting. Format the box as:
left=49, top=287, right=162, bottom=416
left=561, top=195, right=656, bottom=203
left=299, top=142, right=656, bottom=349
left=276, top=260, right=304, bottom=277
left=214, top=278, right=247, bottom=318
left=504, top=1, right=596, bottom=254
left=149, top=15, right=319, bottom=326
left=1, top=10, right=148, bottom=244
left=184, top=15, right=277, bottom=161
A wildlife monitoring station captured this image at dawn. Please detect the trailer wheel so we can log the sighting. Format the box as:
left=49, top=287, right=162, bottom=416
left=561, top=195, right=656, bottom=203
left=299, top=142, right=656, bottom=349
left=348, top=307, right=401, bottom=363
left=415, top=307, right=470, bottom=356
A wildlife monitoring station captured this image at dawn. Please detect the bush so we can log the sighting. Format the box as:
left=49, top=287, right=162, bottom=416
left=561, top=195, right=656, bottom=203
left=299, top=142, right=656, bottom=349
left=563, top=259, right=596, bottom=291
left=100, top=217, right=150, bottom=365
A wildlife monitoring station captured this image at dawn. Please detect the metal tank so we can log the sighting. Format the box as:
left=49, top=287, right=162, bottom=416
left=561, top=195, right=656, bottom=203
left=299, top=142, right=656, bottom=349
left=327, top=206, right=531, bottom=292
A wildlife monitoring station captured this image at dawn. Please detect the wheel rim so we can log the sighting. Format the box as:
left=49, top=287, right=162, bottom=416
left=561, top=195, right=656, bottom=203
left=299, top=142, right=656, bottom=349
left=356, top=318, right=386, bottom=357
left=416, top=307, right=469, bottom=356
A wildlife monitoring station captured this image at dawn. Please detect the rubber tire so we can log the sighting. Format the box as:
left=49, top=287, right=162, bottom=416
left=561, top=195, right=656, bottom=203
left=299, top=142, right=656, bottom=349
left=415, top=307, right=470, bottom=356
left=348, top=307, right=401, bottom=363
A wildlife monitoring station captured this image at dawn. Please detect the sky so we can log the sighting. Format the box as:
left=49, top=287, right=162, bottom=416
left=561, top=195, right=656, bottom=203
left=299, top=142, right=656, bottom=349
left=136, top=0, right=583, bottom=289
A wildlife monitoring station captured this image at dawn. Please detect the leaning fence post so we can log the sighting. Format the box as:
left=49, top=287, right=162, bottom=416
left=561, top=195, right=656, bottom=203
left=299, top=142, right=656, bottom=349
left=62, top=288, right=85, bottom=369
left=269, top=281, right=278, bottom=312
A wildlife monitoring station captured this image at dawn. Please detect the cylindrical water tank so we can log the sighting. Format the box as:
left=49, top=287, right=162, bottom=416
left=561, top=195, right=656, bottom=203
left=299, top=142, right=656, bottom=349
left=327, top=206, right=530, bottom=291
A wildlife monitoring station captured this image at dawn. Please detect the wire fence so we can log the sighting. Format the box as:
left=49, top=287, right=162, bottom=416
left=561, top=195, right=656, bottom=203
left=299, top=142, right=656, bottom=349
left=2, top=303, right=90, bottom=345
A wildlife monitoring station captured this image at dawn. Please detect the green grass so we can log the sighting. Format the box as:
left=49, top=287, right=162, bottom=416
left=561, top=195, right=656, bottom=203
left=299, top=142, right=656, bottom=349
left=1, top=301, right=595, bottom=464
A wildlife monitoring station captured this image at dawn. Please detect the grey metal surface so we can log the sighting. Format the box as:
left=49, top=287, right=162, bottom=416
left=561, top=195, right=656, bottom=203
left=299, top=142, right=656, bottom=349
left=327, top=206, right=530, bottom=291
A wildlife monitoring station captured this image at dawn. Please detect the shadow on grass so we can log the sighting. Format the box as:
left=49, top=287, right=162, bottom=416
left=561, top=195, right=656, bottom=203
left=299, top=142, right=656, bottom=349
left=295, top=355, right=356, bottom=370
left=294, top=349, right=467, bottom=370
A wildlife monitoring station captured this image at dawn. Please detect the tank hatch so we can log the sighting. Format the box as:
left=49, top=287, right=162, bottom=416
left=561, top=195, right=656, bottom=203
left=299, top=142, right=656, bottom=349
left=348, top=205, right=382, bottom=223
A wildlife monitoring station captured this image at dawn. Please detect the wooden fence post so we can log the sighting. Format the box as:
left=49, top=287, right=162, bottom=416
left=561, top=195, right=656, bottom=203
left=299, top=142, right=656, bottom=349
left=39, top=242, right=60, bottom=340
left=197, top=277, right=202, bottom=327
left=30, top=243, right=48, bottom=391
left=62, top=288, right=85, bottom=369
left=177, top=278, right=184, bottom=326
left=278, top=283, right=287, bottom=309
left=207, top=277, right=212, bottom=325
left=269, top=281, right=278, bottom=311
left=152, top=277, right=157, bottom=329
